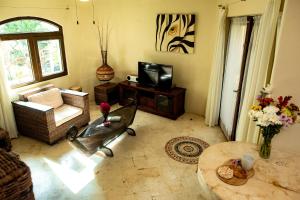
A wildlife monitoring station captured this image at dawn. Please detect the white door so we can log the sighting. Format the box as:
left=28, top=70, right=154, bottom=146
left=220, top=17, right=248, bottom=140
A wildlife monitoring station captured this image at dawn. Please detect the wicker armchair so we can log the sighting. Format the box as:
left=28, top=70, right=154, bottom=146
left=12, top=84, right=90, bottom=144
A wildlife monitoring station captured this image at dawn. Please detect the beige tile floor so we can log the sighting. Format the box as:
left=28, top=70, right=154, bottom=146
left=12, top=103, right=226, bottom=200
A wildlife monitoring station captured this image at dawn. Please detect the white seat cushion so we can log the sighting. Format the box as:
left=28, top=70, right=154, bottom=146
left=54, top=104, right=83, bottom=127
left=27, top=88, right=63, bottom=109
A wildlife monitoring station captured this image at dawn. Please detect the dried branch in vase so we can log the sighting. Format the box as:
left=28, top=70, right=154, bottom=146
left=96, top=22, right=114, bottom=82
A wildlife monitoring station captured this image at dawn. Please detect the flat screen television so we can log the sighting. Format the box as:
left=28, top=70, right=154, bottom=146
left=138, top=61, right=173, bottom=90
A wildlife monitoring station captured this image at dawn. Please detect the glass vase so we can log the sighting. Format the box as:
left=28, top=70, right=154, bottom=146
left=103, top=113, right=108, bottom=122
left=259, top=129, right=272, bottom=159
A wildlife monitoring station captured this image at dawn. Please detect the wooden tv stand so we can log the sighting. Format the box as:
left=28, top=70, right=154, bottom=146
left=119, top=80, right=186, bottom=120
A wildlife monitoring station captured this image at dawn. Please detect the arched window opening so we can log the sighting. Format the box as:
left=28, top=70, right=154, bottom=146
left=0, top=17, right=67, bottom=88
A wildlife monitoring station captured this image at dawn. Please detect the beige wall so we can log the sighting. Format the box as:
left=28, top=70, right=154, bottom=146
left=89, top=0, right=219, bottom=115
left=1, top=0, right=219, bottom=115
left=271, top=0, right=300, bottom=154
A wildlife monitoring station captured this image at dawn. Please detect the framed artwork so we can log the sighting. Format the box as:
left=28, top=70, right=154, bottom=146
left=155, top=14, right=195, bottom=54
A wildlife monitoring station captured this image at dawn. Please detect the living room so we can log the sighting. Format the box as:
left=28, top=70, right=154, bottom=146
left=0, top=0, right=299, bottom=199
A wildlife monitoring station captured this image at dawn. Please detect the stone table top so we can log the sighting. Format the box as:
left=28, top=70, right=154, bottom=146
left=197, top=142, right=300, bottom=200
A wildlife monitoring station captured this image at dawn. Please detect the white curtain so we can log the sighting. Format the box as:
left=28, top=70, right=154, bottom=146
left=205, top=7, right=227, bottom=127
left=236, top=0, right=281, bottom=143
left=274, top=13, right=283, bottom=56
left=0, top=41, right=18, bottom=138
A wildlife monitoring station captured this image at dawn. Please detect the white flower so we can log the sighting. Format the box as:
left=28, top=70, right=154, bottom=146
left=249, top=110, right=263, bottom=120
left=263, top=84, right=273, bottom=95
left=263, top=105, right=279, bottom=114
left=249, top=105, right=282, bottom=127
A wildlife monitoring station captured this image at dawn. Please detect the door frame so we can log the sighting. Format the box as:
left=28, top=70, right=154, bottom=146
left=219, top=16, right=254, bottom=141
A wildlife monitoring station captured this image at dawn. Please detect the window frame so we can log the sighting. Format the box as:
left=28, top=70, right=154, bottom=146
left=0, top=16, right=68, bottom=88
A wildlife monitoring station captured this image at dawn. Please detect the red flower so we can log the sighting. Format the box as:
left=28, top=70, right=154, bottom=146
left=277, top=96, right=292, bottom=109
left=290, top=103, right=300, bottom=112
left=99, top=102, right=111, bottom=114
left=257, top=96, right=274, bottom=108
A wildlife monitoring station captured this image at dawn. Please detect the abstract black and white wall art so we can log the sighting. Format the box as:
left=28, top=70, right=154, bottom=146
left=156, top=14, right=195, bottom=54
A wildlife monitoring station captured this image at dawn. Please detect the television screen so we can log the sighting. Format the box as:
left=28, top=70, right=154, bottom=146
left=138, top=62, right=173, bottom=89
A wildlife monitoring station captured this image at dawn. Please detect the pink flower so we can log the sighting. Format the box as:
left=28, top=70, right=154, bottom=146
left=279, top=114, right=294, bottom=127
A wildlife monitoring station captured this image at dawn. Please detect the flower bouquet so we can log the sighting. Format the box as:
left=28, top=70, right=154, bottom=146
left=249, top=86, right=299, bottom=159
left=99, top=102, right=111, bottom=125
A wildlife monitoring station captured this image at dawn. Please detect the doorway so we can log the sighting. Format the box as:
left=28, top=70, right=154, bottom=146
left=219, top=16, right=254, bottom=141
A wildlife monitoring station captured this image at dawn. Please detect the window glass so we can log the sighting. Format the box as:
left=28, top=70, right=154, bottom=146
left=0, top=19, right=59, bottom=34
left=37, top=39, right=64, bottom=76
left=1, top=39, right=35, bottom=85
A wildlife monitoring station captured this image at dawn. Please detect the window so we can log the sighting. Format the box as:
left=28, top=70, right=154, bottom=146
left=0, top=17, right=68, bottom=88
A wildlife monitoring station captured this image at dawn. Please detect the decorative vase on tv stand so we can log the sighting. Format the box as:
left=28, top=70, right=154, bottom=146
left=96, top=50, right=114, bottom=82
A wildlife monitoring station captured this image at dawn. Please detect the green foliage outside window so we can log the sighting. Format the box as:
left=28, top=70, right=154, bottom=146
left=0, top=19, right=58, bottom=34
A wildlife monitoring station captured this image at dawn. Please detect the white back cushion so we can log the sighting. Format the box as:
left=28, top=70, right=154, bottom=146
left=27, top=88, right=63, bottom=109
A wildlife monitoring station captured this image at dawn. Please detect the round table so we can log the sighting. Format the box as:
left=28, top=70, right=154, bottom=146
left=197, top=142, right=300, bottom=200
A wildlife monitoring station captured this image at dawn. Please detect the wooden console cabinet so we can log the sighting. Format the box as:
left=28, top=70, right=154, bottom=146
left=94, top=83, right=119, bottom=105
left=119, top=81, right=186, bottom=120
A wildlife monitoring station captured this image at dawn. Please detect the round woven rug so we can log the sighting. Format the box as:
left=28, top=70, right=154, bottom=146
left=165, top=136, right=209, bottom=164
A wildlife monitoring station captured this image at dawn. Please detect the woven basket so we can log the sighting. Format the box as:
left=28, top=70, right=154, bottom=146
left=0, top=149, right=34, bottom=200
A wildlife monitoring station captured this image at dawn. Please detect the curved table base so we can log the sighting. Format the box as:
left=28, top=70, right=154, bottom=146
left=99, top=146, right=114, bottom=157
left=197, top=169, right=220, bottom=200
left=126, top=128, right=136, bottom=136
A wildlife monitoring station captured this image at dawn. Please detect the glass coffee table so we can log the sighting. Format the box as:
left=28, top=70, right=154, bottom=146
left=67, top=101, right=137, bottom=157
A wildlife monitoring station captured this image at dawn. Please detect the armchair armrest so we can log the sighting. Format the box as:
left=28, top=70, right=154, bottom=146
left=12, top=101, right=56, bottom=133
left=60, top=89, right=89, bottom=109
left=13, top=101, right=53, bottom=112
left=60, top=89, right=88, bottom=97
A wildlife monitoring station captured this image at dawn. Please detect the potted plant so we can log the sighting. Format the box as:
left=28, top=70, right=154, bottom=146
left=249, top=85, right=299, bottom=159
